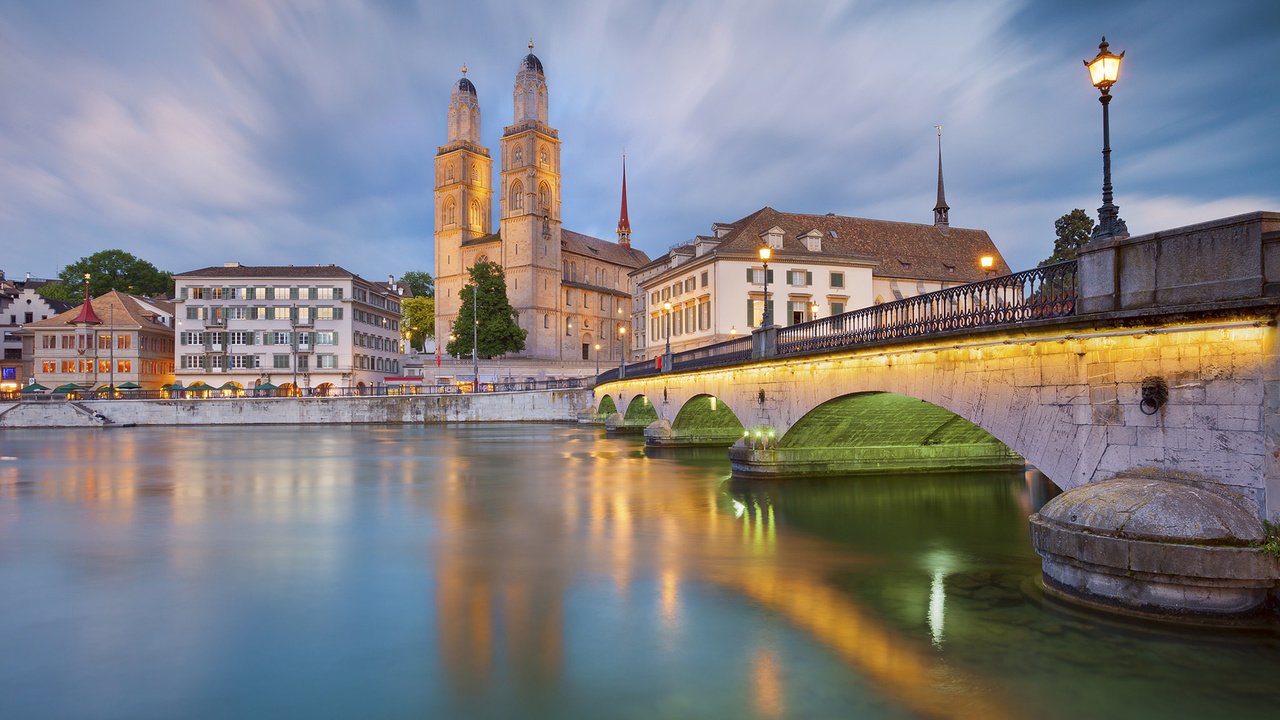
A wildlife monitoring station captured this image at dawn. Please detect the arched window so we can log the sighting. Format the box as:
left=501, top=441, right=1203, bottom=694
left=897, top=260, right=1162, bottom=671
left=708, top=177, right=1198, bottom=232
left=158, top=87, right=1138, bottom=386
left=445, top=164, right=454, bottom=182
left=470, top=201, right=481, bottom=229
left=470, top=162, right=480, bottom=186
left=543, top=314, right=550, bottom=329
left=510, top=181, right=523, bottom=211
left=513, top=147, right=524, bottom=165
left=443, top=198, right=457, bottom=225
left=539, top=145, right=549, bottom=167
left=475, top=254, right=488, bottom=265
left=538, top=182, right=551, bottom=212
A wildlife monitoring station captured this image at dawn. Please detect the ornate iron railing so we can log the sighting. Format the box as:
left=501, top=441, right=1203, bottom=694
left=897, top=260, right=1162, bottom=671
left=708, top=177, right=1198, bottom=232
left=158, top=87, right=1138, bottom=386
left=776, top=261, right=1077, bottom=356
left=671, top=335, right=753, bottom=372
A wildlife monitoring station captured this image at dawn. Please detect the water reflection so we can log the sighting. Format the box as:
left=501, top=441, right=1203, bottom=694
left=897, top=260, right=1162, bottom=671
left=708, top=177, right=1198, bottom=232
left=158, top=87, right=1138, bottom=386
left=0, top=426, right=1276, bottom=720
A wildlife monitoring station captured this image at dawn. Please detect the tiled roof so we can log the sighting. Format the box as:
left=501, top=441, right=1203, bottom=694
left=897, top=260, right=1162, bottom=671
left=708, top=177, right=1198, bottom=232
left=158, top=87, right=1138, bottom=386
left=562, top=229, right=651, bottom=268
left=175, top=264, right=358, bottom=279
left=26, top=291, right=174, bottom=331
left=664, top=207, right=1011, bottom=282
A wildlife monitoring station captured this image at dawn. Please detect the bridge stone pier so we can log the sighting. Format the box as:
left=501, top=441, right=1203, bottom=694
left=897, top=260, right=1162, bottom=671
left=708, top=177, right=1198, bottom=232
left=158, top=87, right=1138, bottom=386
left=595, top=212, right=1280, bottom=620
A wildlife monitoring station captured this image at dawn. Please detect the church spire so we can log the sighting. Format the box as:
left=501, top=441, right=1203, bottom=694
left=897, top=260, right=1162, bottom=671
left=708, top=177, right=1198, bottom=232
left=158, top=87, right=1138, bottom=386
left=933, top=124, right=949, bottom=227
left=617, top=155, right=631, bottom=248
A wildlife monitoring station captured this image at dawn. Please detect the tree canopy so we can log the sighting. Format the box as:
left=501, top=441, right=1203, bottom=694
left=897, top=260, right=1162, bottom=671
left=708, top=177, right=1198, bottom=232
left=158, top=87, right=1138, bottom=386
left=39, top=249, right=173, bottom=302
left=402, top=296, right=435, bottom=351
left=446, top=261, right=526, bottom=359
left=398, top=270, right=434, bottom=298
left=1039, top=209, right=1096, bottom=266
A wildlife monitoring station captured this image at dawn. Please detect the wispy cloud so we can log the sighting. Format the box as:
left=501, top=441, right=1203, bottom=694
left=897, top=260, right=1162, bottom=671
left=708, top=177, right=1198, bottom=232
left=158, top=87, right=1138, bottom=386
left=0, top=0, right=1276, bottom=280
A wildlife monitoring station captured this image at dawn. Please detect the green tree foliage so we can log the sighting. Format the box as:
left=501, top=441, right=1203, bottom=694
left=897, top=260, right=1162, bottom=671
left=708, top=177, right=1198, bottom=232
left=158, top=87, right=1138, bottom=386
left=402, top=296, right=435, bottom=351
left=398, top=270, right=434, bottom=298
left=446, top=261, right=526, bottom=359
left=1039, top=209, right=1096, bottom=266
left=39, top=249, right=173, bottom=301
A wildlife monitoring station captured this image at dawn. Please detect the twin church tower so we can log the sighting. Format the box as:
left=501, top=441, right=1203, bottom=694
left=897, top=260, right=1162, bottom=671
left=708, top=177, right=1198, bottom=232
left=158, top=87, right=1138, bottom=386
left=434, top=43, right=649, bottom=362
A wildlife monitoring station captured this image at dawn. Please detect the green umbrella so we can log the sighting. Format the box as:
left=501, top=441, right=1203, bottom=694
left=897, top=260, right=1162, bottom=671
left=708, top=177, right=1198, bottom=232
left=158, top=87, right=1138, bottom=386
left=95, top=384, right=116, bottom=392
left=20, top=383, right=49, bottom=393
left=217, top=382, right=240, bottom=390
left=52, top=383, right=82, bottom=393
left=186, top=381, right=212, bottom=390
left=162, top=382, right=184, bottom=390
left=256, top=381, right=279, bottom=391
left=117, top=381, right=141, bottom=390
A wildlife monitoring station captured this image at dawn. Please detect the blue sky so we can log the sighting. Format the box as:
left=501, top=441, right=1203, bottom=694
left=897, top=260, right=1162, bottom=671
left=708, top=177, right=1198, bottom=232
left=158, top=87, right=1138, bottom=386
left=2, top=0, right=1277, bottom=281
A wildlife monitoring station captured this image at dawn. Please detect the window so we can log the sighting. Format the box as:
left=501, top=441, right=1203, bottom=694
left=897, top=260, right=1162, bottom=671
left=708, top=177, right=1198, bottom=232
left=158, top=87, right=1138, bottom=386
left=701, top=271, right=709, bottom=288
left=539, top=182, right=550, bottom=212
left=566, top=317, right=573, bottom=336
left=117, top=360, right=131, bottom=373
left=273, top=354, right=290, bottom=369
left=186, top=307, right=201, bottom=320
left=273, top=307, right=290, bottom=320
left=316, top=331, right=335, bottom=345
left=190, top=288, right=205, bottom=299
left=510, top=181, right=524, bottom=211
left=748, top=269, right=774, bottom=284
left=271, top=287, right=289, bottom=300
left=673, top=311, right=683, bottom=336
left=317, top=307, right=335, bottom=320
left=297, top=355, right=309, bottom=372
left=539, top=146, right=549, bottom=167
left=470, top=201, right=481, bottom=228
left=684, top=306, right=695, bottom=333
left=544, top=314, right=550, bottom=329
left=684, top=278, right=695, bottom=293
left=699, top=300, right=711, bottom=330
left=229, top=331, right=249, bottom=345
left=181, top=355, right=202, bottom=369
left=747, top=298, right=772, bottom=328
left=317, top=287, right=334, bottom=300
left=24, top=312, right=33, bottom=323
left=317, top=354, right=337, bottom=369
left=787, top=270, right=812, bottom=286
left=116, top=334, right=130, bottom=349
left=444, top=197, right=457, bottom=225
left=830, top=272, right=845, bottom=288
left=830, top=301, right=846, bottom=315
left=565, top=290, right=572, bottom=306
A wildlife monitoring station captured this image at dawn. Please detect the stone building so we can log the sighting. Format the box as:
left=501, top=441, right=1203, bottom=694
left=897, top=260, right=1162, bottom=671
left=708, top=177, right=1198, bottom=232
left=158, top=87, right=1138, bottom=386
left=0, top=272, right=73, bottom=391
left=22, top=290, right=175, bottom=391
left=433, top=44, right=650, bottom=365
left=172, top=264, right=405, bottom=394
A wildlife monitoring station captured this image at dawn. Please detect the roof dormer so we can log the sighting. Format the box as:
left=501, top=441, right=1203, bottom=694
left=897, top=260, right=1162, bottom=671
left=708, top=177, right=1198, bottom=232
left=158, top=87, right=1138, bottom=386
left=800, top=229, right=822, bottom=252
left=760, top=226, right=784, bottom=250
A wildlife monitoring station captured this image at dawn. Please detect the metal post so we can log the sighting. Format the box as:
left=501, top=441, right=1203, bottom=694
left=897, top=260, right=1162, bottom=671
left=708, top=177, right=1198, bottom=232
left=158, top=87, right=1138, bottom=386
left=1093, top=88, right=1128, bottom=239
left=472, top=283, right=479, bottom=392
left=762, top=260, right=771, bottom=326
left=108, top=304, right=114, bottom=400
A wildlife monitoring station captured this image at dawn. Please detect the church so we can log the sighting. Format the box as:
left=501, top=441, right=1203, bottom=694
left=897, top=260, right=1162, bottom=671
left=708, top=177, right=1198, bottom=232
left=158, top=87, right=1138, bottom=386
left=433, top=43, right=650, bottom=364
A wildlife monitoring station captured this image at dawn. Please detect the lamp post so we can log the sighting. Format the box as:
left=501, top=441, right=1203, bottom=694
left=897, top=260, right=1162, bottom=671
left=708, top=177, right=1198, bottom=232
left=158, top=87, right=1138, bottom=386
left=1085, top=36, right=1128, bottom=240
left=758, top=244, right=772, bottom=327
left=617, top=325, right=627, bottom=378
left=594, top=343, right=601, bottom=375
left=472, top=283, right=479, bottom=392
left=979, top=255, right=995, bottom=277
left=809, top=302, right=820, bottom=321
left=663, top=301, right=672, bottom=357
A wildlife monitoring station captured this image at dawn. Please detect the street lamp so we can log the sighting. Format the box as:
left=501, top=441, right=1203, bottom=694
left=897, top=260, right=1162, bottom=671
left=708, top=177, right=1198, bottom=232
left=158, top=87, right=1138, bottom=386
left=617, top=325, right=627, bottom=378
left=594, top=342, right=601, bottom=376
left=663, top=301, right=672, bottom=357
left=1085, top=36, right=1128, bottom=240
left=979, top=255, right=995, bottom=277
left=758, top=244, right=772, bottom=327
left=809, top=302, right=820, bottom=321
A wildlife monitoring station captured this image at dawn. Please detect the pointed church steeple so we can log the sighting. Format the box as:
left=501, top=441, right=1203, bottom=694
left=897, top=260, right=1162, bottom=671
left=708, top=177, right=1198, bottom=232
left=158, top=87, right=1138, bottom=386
left=617, top=155, right=631, bottom=248
left=933, top=124, right=949, bottom=227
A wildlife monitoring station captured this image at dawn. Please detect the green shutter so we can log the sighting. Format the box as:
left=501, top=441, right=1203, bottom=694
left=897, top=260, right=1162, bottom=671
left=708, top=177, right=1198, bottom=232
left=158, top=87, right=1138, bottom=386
left=767, top=269, right=774, bottom=283
left=746, top=268, right=753, bottom=282
left=806, top=271, right=813, bottom=285
left=179, top=287, right=188, bottom=300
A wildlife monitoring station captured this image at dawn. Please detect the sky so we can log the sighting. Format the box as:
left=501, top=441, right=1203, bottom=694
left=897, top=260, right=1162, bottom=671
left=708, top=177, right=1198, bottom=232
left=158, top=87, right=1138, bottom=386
left=2, top=0, right=1278, bottom=282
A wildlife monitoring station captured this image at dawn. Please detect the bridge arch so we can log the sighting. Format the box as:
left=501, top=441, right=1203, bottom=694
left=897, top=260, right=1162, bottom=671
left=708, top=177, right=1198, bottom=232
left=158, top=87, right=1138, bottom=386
left=595, top=394, right=617, bottom=417
left=654, top=393, right=748, bottom=447
left=751, top=391, right=1022, bottom=478
left=623, top=395, right=658, bottom=425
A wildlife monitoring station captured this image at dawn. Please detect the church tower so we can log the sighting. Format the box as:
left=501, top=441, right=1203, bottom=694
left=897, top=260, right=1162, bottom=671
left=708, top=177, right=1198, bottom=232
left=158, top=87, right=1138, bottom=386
left=499, top=41, right=562, bottom=358
left=933, top=124, right=950, bottom=228
left=434, top=66, right=493, bottom=345
left=617, top=156, right=631, bottom=248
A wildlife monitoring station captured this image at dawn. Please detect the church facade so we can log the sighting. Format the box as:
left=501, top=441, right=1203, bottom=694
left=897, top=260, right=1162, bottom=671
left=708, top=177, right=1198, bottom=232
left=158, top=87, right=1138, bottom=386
left=433, top=46, right=649, bottom=364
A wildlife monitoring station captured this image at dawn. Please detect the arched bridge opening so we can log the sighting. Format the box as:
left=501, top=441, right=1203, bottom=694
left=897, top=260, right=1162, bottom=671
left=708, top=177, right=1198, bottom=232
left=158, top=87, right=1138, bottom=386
left=650, top=394, right=747, bottom=448
left=606, top=394, right=658, bottom=434
left=595, top=395, right=617, bottom=418
left=730, top=392, right=1023, bottom=480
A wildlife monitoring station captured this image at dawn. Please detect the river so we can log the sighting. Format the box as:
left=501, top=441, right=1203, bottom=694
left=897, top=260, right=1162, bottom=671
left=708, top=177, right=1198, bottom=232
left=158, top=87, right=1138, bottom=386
left=1, top=424, right=1277, bottom=719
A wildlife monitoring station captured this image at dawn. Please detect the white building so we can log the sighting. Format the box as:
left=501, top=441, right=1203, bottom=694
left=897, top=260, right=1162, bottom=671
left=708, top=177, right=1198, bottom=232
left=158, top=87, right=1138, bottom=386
left=172, top=263, right=405, bottom=394
left=0, top=274, right=74, bottom=390
left=632, top=206, right=1010, bottom=359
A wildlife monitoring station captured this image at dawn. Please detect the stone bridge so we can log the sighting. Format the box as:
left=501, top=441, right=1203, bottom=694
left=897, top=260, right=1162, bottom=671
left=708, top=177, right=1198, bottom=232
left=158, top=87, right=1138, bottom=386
left=595, top=212, right=1280, bottom=618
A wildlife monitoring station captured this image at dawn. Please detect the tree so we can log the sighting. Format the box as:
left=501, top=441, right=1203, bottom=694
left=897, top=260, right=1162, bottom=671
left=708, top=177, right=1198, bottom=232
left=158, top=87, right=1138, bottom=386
left=1039, top=209, right=1096, bottom=266
left=402, top=296, right=435, bottom=351
left=39, top=249, right=173, bottom=302
left=398, top=270, right=434, bottom=298
left=446, top=261, right=526, bottom=359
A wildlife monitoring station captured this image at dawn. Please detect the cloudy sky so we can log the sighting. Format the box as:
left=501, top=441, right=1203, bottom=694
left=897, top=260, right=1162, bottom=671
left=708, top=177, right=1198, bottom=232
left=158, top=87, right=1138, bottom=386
left=2, top=0, right=1277, bottom=281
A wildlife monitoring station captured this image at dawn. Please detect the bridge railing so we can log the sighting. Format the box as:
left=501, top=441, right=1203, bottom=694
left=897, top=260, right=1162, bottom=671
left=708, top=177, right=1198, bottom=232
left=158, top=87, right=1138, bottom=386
left=777, top=261, right=1078, bottom=356
left=592, top=262, right=1077, bottom=384
left=671, top=335, right=753, bottom=372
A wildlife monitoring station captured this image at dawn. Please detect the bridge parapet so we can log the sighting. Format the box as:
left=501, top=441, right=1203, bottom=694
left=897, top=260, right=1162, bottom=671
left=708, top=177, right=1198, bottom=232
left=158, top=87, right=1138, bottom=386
left=1079, top=211, right=1280, bottom=314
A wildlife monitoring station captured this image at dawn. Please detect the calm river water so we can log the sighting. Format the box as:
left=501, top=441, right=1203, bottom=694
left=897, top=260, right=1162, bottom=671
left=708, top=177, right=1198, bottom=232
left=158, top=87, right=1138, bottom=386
left=1, top=424, right=1277, bottom=719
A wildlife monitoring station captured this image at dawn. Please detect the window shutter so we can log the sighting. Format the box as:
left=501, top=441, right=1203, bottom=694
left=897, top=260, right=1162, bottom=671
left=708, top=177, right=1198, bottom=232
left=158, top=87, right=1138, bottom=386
left=746, top=268, right=753, bottom=282
left=767, top=269, right=774, bottom=283
left=179, top=287, right=188, bottom=300
left=747, top=299, right=754, bottom=327
left=769, top=300, right=775, bottom=323
left=806, top=271, right=813, bottom=285
left=332, top=331, right=339, bottom=345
